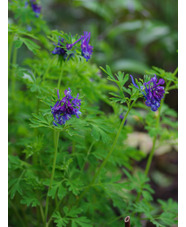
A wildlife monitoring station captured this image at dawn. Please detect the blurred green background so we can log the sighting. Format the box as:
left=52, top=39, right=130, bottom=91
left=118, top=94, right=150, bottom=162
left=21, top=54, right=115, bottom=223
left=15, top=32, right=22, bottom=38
left=40, top=0, right=178, bottom=110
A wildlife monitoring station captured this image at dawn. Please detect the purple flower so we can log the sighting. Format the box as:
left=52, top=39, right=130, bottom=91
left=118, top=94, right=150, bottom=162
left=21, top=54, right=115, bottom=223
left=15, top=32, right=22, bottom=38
left=130, top=75, right=165, bottom=112
left=30, top=0, right=41, bottom=17
left=25, top=0, right=41, bottom=17
left=81, top=32, right=93, bottom=61
left=52, top=38, right=68, bottom=59
left=54, top=31, right=93, bottom=61
left=51, top=89, right=81, bottom=126
left=52, top=38, right=74, bottom=61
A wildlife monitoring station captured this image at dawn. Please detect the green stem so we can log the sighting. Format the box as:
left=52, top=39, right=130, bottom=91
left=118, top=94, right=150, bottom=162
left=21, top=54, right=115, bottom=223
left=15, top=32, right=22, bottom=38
left=45, top=130, right=60, bottom=225
left=145, top=136, right=157, bottom=176
left=81, top=142, right=95, bottom=172
left=92, top=111, right=129, bottom=183
left=145, top=80, right=171, bottom=176
left=39, top=203, right=45, bottom=223
left=47, top=198, right=64, bottom=226
left=46, top=179, right=67, bottom=226
left=133, top=89, right=169, bottom=221
left=173, top=67, right=178, bottom=77
left=92, top=101, right=136, bottom=183
left=132, top=98, right=165, bottom=218
left=144, top=104, right=162, bottom=176
left=57, top=63, right=64, bottom=89
left=76, top=100, right=136, bottom=204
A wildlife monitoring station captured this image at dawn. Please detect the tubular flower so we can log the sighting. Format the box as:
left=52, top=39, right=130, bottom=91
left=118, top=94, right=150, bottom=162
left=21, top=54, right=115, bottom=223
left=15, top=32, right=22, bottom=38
left=130, top=75, right=165, bottom=112
left=52, top=32, right=93, bottom=61
left=51, top=89, right=81, bottom=126
left=30, top=0, right=41, bottom=17
left=52, top=38, right=69, bottom=60
left=81, top=32, right=93, bottom=61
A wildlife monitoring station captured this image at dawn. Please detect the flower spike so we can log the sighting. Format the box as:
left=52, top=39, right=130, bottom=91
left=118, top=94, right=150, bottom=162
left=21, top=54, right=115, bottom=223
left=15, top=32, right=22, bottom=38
left=51, top=89, right=81, bottom=126
left=130, top=75, right=165, bottom=112
left=52, top=32, right=93, bottom=61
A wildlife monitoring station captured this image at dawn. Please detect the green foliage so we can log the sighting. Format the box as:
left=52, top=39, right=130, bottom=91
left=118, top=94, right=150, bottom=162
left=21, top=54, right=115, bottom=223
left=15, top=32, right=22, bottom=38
left=100, top=65, right=141, bottom=106
left=53, top=207, right=92, bottom=227
left=8, top=1, right=177, bottom=227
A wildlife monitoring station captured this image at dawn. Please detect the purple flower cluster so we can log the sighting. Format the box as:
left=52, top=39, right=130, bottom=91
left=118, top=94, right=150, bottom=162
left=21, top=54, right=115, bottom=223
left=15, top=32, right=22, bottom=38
left=52, top=38, right=70, bottom=61
left=52, top=32, right=93, bottom=61
left=81, top=32, right=93, bottom=61
left=51, top=88, right=81, bottom=126
left=130, top=75, right=165, bottom=112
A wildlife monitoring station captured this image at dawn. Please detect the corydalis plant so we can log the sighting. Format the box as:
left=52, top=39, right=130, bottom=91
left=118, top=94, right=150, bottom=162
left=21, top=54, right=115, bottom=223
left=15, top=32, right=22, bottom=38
left=51, top=88, right=81, bottom=126
left=130, top=74, right=165, bottom=111
left=52, top=32, right=93, bottom=61
left=80, top=31, right=93, bottom=61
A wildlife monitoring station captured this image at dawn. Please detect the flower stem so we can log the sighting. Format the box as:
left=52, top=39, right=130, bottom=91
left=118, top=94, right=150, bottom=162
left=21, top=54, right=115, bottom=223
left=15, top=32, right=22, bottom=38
left=45, top=130, right=60, bottom=226
left=81, top=142, right=95, bottom=172
left=92, top=108, right=130, bottom=183
left=144, top=104, right=162, bottom=176
left=57, top=62, right=64, bottom=89
left=145, top=136, right=157, bottom=176
left=39, top=203, right=45, bottom=223
left=144, top=79, right=171, bottom=176
left=76, top=100, right=136, bottom=204
left=46, top=197, right=64, bottom=226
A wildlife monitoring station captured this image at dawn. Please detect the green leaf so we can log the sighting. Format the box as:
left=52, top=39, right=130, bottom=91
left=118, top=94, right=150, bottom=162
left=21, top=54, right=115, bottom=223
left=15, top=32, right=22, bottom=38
left=90, top=123, right=111, bottom=144
left=71, top=216, right=92, bottom=227
left=58, top=184, right=67, bottom=200
left=20, top=196, right=40, bottom=207
left=9, top=174, right=24, bottom=199
left=29, top=113, right=53, bottom=129
left=48, top=182, right=67, bottom=200
left=65, top=179, right=81, bottom=196
left=52, top=212, right=69, bottom=227
left=8, top=155, right=22, bottom=170
left=142, top=190, right=153, bottom=201
left=100, top=65, right=115, bottom=80
left=14, top=39, right=23, bottom=49
left=64, top=207, right=82, bottom=217
left=20, top=37, right=40, bottom=54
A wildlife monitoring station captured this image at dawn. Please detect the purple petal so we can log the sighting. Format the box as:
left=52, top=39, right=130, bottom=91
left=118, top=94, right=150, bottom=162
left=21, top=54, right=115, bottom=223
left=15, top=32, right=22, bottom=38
left=130, top=75, right=139, bottom=89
